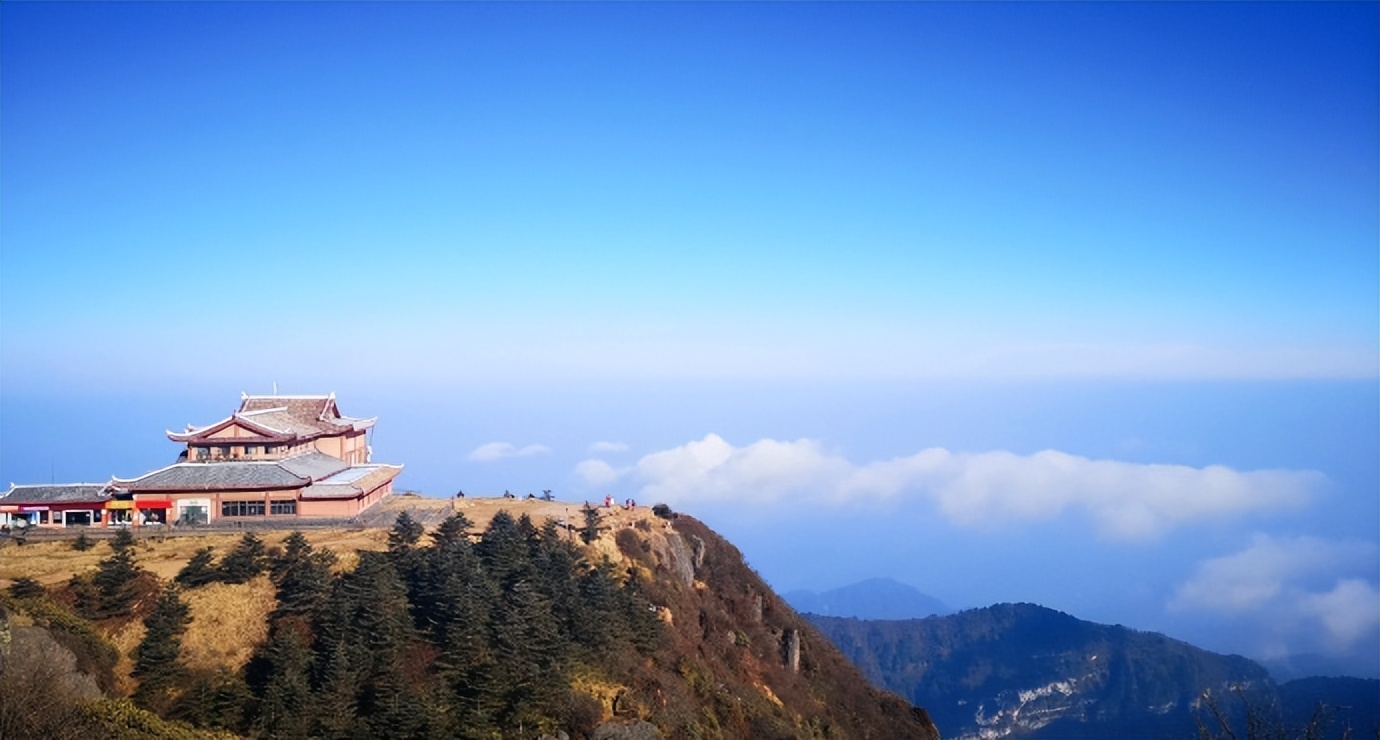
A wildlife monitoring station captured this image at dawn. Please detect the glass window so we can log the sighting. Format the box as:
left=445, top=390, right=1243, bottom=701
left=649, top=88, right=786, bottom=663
left=270, top=500, right=297, bottom=516
left=220, top=500, right=266, bottom=517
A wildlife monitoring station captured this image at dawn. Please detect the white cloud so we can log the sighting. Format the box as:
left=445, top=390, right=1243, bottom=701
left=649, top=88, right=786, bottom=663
left=468, top=442, right=551, bottom=462
left=588, top=441, right=630, bottom=454
left=576, top=435, right=1321, bottom=541
left=574, top=459, right=625, bottom=488
left=1299, top=579, right=1380, bottom=650
left=1170, top=534, right=1380, bottom=655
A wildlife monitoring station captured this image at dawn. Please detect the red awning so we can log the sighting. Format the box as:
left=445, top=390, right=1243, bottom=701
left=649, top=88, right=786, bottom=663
left=134, top=499, right=173, bottom=509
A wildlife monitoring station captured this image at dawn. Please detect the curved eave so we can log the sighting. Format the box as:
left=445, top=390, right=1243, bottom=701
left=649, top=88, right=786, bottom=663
left=167, top=415, right=299, bottom=444
left=167, top=416, right=233, bottom=442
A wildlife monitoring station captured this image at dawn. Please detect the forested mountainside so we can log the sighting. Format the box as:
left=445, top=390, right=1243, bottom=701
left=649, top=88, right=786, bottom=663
left=0, top=507, right=937, bottom=740
left=811, top=604, right=1377, bottom=740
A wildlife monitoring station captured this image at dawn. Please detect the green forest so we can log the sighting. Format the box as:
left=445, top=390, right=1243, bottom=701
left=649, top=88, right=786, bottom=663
left=3, top=511, right=662, bottom=739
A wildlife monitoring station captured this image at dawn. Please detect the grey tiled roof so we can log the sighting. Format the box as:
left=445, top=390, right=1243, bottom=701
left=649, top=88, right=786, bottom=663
left=301, top=465, right=403, bottom=499
left=173, top=394, right=375, bottom=443
left=238, top=395, right=375, bottom=435
left=278, top=451, right=351, bottom=479
left=113, top=452, right=373, bottom=494
left=235, top=409, right=318, bottom=436
left=116, top=461, right=309, bottom=492
left=1, top=484, right=111, bottom=504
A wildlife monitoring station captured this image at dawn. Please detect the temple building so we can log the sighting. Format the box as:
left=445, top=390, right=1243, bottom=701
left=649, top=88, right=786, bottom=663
left=1, top=393, right=402, bottom=528
left=165, top=393, right=374, bottom=464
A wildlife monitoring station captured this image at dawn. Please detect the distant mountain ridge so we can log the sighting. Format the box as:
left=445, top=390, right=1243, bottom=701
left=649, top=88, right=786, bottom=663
left=784, top=577, right=950, bottom=620
left=809, top=603, right=1378, bottom=740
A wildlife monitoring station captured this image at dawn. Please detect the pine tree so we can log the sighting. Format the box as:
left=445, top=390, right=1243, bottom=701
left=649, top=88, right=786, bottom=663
left=477, top=510, right=529, bottom=588
left=69, top=573, right=100, bottom=620
left=132, top=584, right=192, bottom=714
left=267, top=532, right=336, bottom=632
left=581, top=503, right=601, bottom=545
left=109, top=527, right=136, bottom=553
left=420, top=521, right=501, bottom=737
left=71, top=531, right=95, bottom=551
left=534, top=519, right=586, bottom=644
left=387, top=511, right=424, bottom=553
left=430, top=512, right=473, bottom=550
left=168, top=667, right=251, bottom=733
left=310, top=639, right=359, bottom=739
left=322, top=552, right=425, bottom=738
left=92, top=528, right=141, bottom=617
left=253, top=628, right=314, bottom=739
left=576, top=559, right=626, bottom=651
left=7, top=576, right=44, bottom=600
left=174, top=546, right=219, bottom=588
left=488, top=575, right=565, bottom=731
left=216, top=532, right=267, bottom=584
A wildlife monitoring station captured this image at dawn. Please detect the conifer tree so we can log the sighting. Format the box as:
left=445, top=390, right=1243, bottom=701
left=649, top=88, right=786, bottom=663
left=430, top=511, right=473, bottom=550
left=321, top=552, right=425, bottom=738
left=310, top=639, right=359, bottom=739
left=92, top=527, right=141, bottom=617
left=253, top=628, right=314, bottom=740
left=387, top=511, right=429, bottom=615
left=534, top=519, right=586, bottom=641
left=489, top=575, right=565, bottom=730
left=267, top=532, right=335, bottom=631
left=387, top=510, right=424, bottom=552
left=420, top=521, right=501, bottom=736
left=576, top=559, right=626, bottom=651
left=7, top=576, right=44, bottom=600
left=477, top=510, right=530, bottom=588
left=216, top=532, right=267, bottom=584
left=581, top=503, right=601, bottom=545
left=132, top=584, right=192, bottom=714
left=169, top=667, right=251, bottom=733
left=110, top=526, right=136, bottom=553
left=174, top=546, right=219, bottom=588
left=69, top=573, right=100, bottom=620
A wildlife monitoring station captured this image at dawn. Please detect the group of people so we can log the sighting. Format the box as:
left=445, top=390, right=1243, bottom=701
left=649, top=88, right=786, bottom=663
left=601, top=494, right=638, bottom=510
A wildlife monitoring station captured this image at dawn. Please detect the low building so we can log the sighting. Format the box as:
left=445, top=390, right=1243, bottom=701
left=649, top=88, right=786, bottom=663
left=0, top=484, right=111, bottom=528
left=111, top=451, right=400, bottom=524
left=1, top=393, right=402, bottom=528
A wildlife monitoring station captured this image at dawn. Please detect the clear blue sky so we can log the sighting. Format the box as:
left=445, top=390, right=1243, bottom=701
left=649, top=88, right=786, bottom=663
left=3, top=2, right=1376, bottom=678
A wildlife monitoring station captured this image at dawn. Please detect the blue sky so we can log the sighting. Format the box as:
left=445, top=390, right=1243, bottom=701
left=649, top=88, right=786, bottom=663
left=3, top=2, right=1376, bottom=678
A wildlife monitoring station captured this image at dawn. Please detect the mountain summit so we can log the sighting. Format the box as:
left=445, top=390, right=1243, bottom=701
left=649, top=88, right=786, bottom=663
left=785, top=578, right=951, bottom=620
